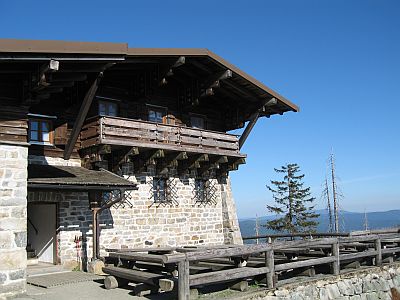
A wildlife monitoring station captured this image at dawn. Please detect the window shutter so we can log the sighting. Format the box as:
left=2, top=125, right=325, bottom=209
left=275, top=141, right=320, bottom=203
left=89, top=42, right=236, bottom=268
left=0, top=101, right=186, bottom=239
left=54, top=122, right=68, bottom=145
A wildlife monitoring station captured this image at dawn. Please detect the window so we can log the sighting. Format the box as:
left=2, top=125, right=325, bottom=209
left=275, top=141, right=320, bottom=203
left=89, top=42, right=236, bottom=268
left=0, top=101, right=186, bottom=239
left=194, top=178, right=207, bottom=202
left=190, top=115, right=205, bottom=129
left=28, top=119, right=53, bottom=144
left=148, top=106, right=166, bottom=124
left=193, top=178, right=217, bottom=204
left=99, top=101, right=118, bottom=117
left=153, top=177, right=167, bottom=202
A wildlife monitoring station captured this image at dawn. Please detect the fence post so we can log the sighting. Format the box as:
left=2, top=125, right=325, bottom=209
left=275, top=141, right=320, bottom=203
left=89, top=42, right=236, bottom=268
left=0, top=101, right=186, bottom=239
left=374, top=237, right=382, bottom=266
left=178, top=259, right=190, bottom=300
left=331, top=239, right=340, bottom=275
left=265, top=249, right=275, bottom=289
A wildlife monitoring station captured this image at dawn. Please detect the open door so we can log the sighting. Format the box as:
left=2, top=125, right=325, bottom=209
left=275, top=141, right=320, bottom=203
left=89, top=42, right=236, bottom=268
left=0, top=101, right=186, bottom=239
left=27, top=203, right=57, bottom=264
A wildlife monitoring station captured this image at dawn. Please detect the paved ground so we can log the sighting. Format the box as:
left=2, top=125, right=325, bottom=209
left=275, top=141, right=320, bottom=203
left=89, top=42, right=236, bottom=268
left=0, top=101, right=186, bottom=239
left=18, top=279, right=145, bottom=300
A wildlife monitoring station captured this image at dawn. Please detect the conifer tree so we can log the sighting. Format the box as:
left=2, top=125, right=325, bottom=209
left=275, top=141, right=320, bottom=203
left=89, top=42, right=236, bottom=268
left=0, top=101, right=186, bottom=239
left=266, top=163, right=319, bottom=233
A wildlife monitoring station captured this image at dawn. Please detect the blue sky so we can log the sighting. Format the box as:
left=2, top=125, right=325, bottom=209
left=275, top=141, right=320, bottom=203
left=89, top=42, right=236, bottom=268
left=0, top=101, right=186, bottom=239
left=1, top=1, right=399, bottom=217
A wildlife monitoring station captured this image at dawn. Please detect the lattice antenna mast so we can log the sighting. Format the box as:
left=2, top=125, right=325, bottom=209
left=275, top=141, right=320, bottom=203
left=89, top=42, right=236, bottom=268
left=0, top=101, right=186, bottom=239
left=323, top=177, right=334, bottom=232
left=330, top=152, right=340, bottom=233
left=255, top=214, right=260, bottom=244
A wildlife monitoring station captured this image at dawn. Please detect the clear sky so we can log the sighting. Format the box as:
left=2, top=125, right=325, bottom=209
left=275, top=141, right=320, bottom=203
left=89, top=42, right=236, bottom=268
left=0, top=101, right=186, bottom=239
left=1, top=0, right=399, bottom=218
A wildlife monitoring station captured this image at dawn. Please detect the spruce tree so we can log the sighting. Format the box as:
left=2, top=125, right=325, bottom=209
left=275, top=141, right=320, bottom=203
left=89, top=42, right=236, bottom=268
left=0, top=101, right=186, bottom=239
left=266, top=163, right=319, bottom=233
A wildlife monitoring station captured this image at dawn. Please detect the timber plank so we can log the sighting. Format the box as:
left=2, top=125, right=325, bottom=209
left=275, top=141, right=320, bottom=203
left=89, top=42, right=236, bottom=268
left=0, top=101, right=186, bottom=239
left=189, top=266, right=269, bottom=286
left=102, top=266, right=166, bottom=287
left=0, top=120, right=28, bottom=128
left=99, top=136, right=244, bottom=157
left=274, top=256, right=336, bottom=272
left=340, top=250, right=378, bottom=261
left=0, top=126, right=27, bottom=135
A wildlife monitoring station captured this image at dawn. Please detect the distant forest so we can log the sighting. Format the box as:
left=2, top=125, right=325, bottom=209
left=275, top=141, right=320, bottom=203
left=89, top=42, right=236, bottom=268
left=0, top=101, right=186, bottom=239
left=239, top=209, right=400, bottom=239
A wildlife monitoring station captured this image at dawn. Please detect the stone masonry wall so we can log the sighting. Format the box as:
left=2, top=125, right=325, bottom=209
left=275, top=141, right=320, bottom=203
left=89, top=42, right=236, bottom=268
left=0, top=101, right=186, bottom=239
left=238, top=263, right=400, bottom=300
left=28, top=176, right=226, bottom=268
left=28, top=155, right=243, bottom=269
left=28, top=155, right=81, bottom=167
left=0, top=145, right=28, bottom=299
left=221, top=177, right=243, bottom=245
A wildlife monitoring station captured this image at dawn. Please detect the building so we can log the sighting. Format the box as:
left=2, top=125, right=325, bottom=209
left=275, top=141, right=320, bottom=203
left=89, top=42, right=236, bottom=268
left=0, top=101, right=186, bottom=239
left=0, top=39, right=298, bottom=298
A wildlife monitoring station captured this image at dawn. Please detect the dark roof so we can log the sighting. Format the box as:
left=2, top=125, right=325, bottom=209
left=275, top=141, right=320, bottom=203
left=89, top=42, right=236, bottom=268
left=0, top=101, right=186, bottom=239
left=28, top=164, right=136, bottom=191
left=0, top=38, right=299, bottom=115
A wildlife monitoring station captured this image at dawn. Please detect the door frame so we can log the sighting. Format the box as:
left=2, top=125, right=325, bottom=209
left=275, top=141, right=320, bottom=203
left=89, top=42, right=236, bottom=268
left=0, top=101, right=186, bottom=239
left=27, top=201, right=59, bottom=265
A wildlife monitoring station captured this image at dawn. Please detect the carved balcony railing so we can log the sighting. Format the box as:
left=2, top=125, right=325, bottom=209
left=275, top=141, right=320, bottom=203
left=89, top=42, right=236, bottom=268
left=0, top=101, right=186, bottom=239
left=81, top=116, right=244, bottom=158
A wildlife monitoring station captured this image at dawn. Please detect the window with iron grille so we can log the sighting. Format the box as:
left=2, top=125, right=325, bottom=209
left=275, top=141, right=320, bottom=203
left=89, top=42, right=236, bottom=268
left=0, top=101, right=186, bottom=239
left=150, top=177, right=179, bottom=206
left=193, top=178, right=218, bottom=204
left=153, top=177, right=167, bottom=203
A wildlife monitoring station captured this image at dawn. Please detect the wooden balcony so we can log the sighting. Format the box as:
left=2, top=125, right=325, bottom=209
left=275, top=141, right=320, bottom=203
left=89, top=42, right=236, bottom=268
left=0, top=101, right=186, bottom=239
left=81, top=116, right=245, bottom=158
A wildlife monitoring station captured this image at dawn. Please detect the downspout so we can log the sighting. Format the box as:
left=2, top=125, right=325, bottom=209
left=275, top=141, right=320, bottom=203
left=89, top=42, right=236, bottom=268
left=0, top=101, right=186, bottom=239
left=90, top=189, right=125, bottom=260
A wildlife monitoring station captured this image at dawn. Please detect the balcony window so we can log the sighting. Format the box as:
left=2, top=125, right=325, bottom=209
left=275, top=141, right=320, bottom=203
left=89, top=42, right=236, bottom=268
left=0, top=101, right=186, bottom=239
left=99, top=100, right=118, bottom=117
left=148, top=106, right=166, bottom=124
left=190, top=115, right=205, bottom=129
left=28, top=119, right=53, bottom=145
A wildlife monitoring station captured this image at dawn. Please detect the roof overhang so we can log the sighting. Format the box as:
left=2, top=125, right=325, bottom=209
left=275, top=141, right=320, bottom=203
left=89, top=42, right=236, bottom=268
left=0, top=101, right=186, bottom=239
left=0, top=38, right=299, bottom=117
left=0, top=39, right=128, bottom=55
left=28, top=164, right=137, bottom=191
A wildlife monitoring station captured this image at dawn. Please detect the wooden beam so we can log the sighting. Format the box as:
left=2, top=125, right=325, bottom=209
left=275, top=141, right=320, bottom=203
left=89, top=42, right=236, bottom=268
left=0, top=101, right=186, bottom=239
left=157, top=151, right=188, bottom=175
left=63, top=72, right=103, bottom=160
left=204, top=70, right=232, bottom=90
left=160, top=56, right=185, bottom=85
left=189, top=266, right=270, bottom=287
left=48, top=73, right=87, bottom=82
left=239, top=98, right=277, bottom=149
left=39, top=59, right=59, bottom=80
left=198, top=155, right=228, bottom=176
left=102, top=266, right=166, bottom=287
left=145, top=149, right=165, bottom=166
left=178, top=260, right=190, bottom=300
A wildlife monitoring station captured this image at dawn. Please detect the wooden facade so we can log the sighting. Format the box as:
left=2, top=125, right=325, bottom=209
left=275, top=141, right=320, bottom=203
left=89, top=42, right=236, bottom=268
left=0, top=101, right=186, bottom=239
left=0, top=39, right=298, bottom=176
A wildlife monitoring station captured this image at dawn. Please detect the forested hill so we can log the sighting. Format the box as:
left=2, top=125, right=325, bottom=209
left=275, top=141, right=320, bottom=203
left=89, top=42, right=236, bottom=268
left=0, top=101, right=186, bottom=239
left=239, top=209, right=400, bottom=238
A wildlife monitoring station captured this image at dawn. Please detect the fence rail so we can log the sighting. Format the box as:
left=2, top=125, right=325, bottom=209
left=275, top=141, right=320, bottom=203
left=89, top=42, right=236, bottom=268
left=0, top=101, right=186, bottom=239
left=104, top=232, right=400, bottom=299
left=81, top=116, right=244, bottom=157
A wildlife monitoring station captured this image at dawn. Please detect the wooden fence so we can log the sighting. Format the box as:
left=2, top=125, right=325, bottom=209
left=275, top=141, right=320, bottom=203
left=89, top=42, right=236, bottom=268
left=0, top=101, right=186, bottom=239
left=103, top=232, right=400, bottom=299
left=81, top=116, right=243, bottom=157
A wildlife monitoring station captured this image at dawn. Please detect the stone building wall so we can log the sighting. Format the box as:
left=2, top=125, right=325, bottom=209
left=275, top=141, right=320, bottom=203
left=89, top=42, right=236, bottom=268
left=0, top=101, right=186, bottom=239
left=27, top=173, right=242, bottom=268
left=221, top=177, right=243, bottom=245
left=28, top=155, right=81, bottom=167
left=238, top=264, right=400, bottom=300
left=27, top=155, right=243, bottom=268
left=0, top=144, right=28, bottom=299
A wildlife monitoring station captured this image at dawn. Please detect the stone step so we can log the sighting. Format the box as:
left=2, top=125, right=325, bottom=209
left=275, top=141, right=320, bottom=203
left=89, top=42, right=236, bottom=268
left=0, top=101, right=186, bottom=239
left=27, top=258, right=39, bottom=266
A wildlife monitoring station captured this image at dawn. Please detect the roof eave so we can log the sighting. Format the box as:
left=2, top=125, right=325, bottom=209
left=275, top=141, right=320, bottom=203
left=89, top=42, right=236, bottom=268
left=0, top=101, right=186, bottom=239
left=0, top=38, right=128, bottom=55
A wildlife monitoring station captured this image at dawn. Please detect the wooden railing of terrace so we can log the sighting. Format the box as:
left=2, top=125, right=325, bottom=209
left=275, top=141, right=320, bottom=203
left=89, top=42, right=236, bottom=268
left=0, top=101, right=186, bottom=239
left=80, top=116, right=244, bottom=158
left=103, top=232, right=400, bottom=299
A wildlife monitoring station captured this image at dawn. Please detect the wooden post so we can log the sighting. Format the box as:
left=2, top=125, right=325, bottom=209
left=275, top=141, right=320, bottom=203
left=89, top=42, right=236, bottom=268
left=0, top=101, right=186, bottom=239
left=331, top=240, right=340, bottom=275
left=375, top=237, right=382, bottom=266
left=238, top=98, right=277, bottom=150
left=178, top=259, right=190, bottom=300
left=64, top=72, right=103, bottom=160
left=265, top=249, right=275, bottom=289
left=92, top=207, right=100, bottom=260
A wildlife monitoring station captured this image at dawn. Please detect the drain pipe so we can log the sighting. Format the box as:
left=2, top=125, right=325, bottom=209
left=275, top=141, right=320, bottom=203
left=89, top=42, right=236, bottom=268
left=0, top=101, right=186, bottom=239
left=90, top=190, right=125, bottom=260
